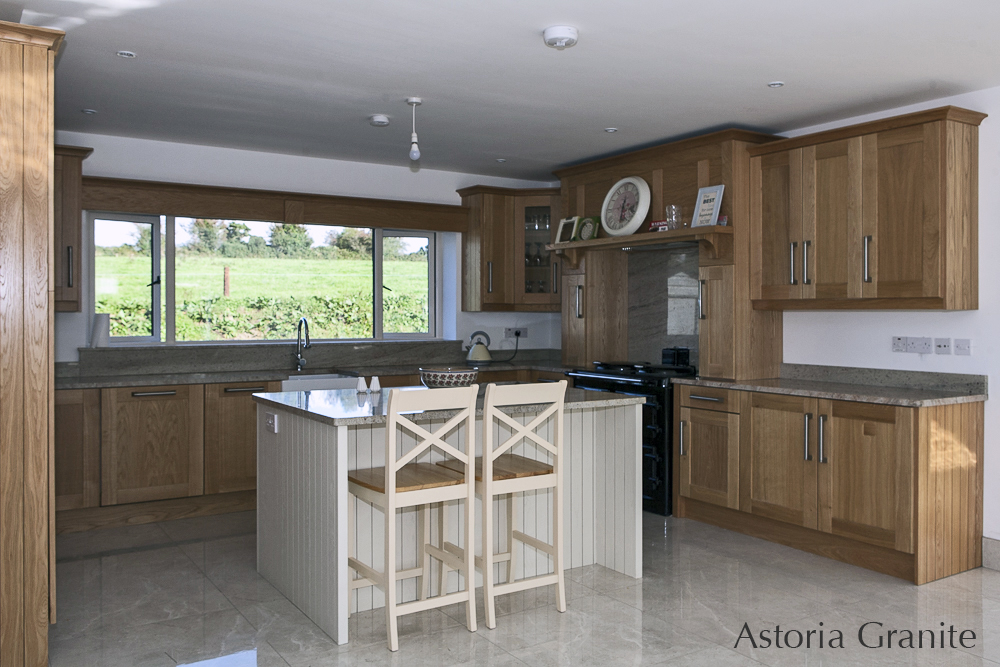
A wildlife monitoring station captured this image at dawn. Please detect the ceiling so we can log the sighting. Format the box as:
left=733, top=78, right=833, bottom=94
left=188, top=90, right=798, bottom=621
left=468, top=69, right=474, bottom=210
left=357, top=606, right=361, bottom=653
left=8, top=0, right=1000, bottom=180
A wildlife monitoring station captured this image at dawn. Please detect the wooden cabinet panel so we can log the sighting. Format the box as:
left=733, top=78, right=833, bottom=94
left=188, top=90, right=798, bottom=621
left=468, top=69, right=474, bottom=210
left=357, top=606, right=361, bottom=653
left=802, top=138, right=862, bottom=299
left=679, top=406, right=739, bottom=509
left=101, top=384, right=205, bottom=505
left=561, top=273, right=586, bottom=367
left=481, top=193, right=515, bottom=306
left=204, top=381, right=280, bottom=494
left=54, top=390, right=100, bottom=510
left=752, top=149, right=803, bottom=300
left=53, top=146, right=91, bottom=312
left=741, top=393, right=817, bottom=529
left=817, top=400, right=914, bottom=552
left=698, top=264, right=735, bottom=380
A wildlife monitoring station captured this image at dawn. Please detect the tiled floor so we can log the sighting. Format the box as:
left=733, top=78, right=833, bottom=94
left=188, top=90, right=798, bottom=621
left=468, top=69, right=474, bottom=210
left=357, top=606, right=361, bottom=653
left=50, top=511, right=1000, bottom=666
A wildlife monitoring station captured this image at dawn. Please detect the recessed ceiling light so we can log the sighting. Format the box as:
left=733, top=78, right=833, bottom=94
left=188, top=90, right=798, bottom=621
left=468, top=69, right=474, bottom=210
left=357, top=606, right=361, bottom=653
left=496, top=158, right=507, bottom=163
left=81, top=108, right=97, bottom=115
left=369, top=114, right=389, bottom=127
left=605, top=128, right=618, bottom=133
left=116, top=50, right=136, bottom=58
left=768, top=81, right=785, bottom=88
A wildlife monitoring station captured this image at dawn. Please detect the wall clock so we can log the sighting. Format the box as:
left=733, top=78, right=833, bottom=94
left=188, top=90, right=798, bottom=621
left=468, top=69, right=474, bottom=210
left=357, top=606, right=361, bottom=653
left=600, top=176, right=651, bottom=236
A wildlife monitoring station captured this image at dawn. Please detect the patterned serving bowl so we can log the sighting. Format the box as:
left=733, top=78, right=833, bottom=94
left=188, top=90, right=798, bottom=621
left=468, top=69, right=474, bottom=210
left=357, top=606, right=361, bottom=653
left=418, top=367, right=479, bottom=388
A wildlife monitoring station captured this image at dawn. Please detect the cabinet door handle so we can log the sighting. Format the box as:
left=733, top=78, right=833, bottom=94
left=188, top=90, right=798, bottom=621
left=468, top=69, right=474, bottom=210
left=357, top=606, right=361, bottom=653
left=131, top=390, right=177, bottom=398
left=789, top=242, right=799, bottom=285
left=552, top=263, right=558, bottom=294
left=803, top=412, right=813, bottom=461
left=487, top=261, right=494, bottom=293
left=863, top=235, right=873, bottom=283
left=802, top=240, right=811, bottom=285
left=575, top=284, right=583, bottom=319
left=224, top=386, right=266, bottom=393
left=679, top=420, right=685, bottom=457
left=688, top=394, right=721, bottom=402
left=818, top=414, right=828, bottom=463
left=698, top=280, right=706, bottom=320
left=67, top=246, right=73, bottom=288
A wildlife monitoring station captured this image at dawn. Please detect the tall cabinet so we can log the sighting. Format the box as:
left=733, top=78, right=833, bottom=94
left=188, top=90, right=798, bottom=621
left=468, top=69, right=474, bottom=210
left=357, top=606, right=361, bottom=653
left=0, top=20, right=62, bottom=661
left=54, top=145, right=92, bottom=311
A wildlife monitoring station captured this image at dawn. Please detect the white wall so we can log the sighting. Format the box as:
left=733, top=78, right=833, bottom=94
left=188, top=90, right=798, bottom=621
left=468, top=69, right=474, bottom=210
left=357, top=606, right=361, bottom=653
left=54, top=132, right=562, bottom=360
left=776, top=86, right=1000, bottom=541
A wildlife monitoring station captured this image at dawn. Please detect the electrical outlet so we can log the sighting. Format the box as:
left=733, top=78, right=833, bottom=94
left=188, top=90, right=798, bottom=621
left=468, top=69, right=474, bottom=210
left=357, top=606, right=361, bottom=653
left=504, top=328, right=527, bottom=339
left=934, top=338, right=952, bottom=355
left=906, top=337, right=933, bottom=354
left=955, top=339, right=972, bottom=356
left=892, top=336, right=907, bottom=352
left=265, top=412, right=278, bottom=434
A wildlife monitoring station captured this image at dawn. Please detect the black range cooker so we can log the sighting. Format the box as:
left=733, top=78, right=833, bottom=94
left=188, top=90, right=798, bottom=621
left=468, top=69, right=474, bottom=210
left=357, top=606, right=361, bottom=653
left=565, top=348, right=696, bottom=516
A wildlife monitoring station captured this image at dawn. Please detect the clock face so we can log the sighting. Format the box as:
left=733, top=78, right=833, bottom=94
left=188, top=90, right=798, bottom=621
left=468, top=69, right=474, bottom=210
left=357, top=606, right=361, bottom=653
left=578, top=218, right=596, bottom=241
left=600, top=176, right=651, bottom=237
left=604, top=182, right=642, bottom=230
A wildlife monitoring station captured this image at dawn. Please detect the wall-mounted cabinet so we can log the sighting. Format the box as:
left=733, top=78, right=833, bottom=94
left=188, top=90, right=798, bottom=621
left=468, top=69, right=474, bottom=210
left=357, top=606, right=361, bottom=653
left=54, top=145, right=92, bottom=312
left=750, top=106, right=985, bottom=310
left=458, top=186, right=561, bottom=312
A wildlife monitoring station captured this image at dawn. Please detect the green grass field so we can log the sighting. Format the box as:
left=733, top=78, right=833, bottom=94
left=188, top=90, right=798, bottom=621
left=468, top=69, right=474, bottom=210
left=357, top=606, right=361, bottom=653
left=95, top=255, right=430, bottom=340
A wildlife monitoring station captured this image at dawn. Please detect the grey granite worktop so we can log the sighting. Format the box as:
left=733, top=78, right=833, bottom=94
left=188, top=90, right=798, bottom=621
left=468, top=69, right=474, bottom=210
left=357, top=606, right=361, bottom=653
left=673, top=363, right=988, bottom=407
left=253, top=386, right=642, bottom=427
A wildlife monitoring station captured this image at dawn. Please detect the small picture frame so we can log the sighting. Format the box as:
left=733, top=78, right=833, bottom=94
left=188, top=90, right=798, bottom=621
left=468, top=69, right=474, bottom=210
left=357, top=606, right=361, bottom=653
left=691, top=185, right=725, bottom=228
left=556, top=216, right=580, bottom=243
left=574, top=216, right=599, bottom=242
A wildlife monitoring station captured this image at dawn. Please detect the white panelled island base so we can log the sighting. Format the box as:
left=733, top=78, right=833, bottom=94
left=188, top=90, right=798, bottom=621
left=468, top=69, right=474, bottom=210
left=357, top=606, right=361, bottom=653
left=253, top=386, right=644, bottom=645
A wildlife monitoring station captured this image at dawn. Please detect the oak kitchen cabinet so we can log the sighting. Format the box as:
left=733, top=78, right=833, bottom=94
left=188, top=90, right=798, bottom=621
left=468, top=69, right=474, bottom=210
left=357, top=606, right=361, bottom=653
left=458, top=186, right=561, bottom=312
left=697, top=264, right=735, bottom=379
left=101, top=384, right=205, bottom=505
left=675, top=385, right=984, bottom=584
left=750, top=106, right=985, bottom=310
left=204, top=381, right=282, bottom=494
left=559, top=251, right=628, bottom=367
left=54, top=145, right=92, bottom=312
left=54, top=389, right=101, bottom=511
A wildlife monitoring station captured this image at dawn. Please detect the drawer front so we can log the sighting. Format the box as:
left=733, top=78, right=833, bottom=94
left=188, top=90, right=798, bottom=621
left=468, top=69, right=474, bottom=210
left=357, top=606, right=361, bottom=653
left=678, top=385, right=740, bottom=413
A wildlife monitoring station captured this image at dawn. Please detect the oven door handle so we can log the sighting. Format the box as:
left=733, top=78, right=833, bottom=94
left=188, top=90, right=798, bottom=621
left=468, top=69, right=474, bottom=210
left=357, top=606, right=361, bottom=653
left=566, top=372, right=646, bottom=385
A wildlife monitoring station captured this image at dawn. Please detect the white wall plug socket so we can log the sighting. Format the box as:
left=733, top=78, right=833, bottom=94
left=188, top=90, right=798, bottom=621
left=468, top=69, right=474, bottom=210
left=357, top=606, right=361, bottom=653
left=906, top=337, right=933, bottom=354
left=934, top=338, right=952, bottom=355
left=504, top=328, right=527, bottom=339
left=892, top=336, right=907, bottom=352
left=955, top=339, right=972, bottom=356
left=265, top=412, right=278, bottom=434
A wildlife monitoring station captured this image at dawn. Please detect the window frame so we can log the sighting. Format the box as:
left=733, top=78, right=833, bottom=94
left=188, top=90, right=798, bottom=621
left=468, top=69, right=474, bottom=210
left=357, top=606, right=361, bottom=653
left=88, top=213, right=442, bottom=344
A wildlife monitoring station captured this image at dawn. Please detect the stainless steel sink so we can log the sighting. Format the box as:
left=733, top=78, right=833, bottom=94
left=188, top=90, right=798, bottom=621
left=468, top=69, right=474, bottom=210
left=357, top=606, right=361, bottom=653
left=280, top=373, right=357, bottom=391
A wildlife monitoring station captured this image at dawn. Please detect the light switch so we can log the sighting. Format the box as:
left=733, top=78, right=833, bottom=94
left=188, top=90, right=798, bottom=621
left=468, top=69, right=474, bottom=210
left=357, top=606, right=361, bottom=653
left=955, top=339, right=972, bottom=356
left=892, top=336, right=906, bottom=352
left=265, top=412, right=278, bottom=433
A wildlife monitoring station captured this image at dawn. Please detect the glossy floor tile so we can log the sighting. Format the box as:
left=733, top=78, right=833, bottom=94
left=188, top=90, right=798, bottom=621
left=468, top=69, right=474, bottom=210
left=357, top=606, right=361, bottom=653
left=50, top=511, right=1000, bottom=666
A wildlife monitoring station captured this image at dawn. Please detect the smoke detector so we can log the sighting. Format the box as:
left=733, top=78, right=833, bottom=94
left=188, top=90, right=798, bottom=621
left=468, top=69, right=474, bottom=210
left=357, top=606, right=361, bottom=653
left=369, top=114, right=390, bottom=127
left=543, top=26, right=578, bottom=50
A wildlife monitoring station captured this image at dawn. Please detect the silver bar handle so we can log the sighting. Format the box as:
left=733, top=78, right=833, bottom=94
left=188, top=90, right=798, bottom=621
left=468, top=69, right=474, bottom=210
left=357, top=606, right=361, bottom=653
left=67, top=246, right=73, bottom=288
left=789, top=242, right=798, bottom=285
left=803, top=412, right=813, bottom=461
left=863, top=235, right=873, bottom=283
left=689, top=395, right=722, bottom=402
left=575, top=284, right=583, bottom=319
left=224, top=387, right=266, bottom=393
left=131, top=390, right=177, bottom=398
left=698, top=280, right=706, bottom=320
left=802, top=240, right=811, bottom=285
left=679, top=420, right=685, bottom=457
left=818, top=415, right=828, bottom=463
left=552, top=263, right=558, bottom=294
left=487, top=261, right=494, bottom=293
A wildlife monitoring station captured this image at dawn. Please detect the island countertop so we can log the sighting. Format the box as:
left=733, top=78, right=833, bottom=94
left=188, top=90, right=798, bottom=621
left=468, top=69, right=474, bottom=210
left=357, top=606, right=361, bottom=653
left=252, top=386, right=644, bottom=426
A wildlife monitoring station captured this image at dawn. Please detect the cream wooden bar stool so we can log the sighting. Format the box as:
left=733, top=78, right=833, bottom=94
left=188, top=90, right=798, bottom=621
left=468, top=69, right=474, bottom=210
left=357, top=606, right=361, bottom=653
left=347, top=385, right=479, bottom=651
left=438, top=380, right=567, bottom=628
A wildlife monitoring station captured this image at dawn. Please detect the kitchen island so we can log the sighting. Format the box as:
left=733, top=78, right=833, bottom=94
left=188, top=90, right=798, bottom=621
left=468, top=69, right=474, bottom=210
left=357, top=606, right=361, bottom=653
left=253, top=385, right=644, bottom=645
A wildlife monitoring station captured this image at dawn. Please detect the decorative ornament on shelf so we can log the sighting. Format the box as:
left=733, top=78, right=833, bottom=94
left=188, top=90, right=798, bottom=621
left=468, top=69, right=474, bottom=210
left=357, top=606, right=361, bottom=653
left=555, top=217, right=580, bottom=244
left=600, top=176, right=651, bottom=237
left=573, top=216, right=599, bottom=241
left=691, top=185, right=725, bottom=227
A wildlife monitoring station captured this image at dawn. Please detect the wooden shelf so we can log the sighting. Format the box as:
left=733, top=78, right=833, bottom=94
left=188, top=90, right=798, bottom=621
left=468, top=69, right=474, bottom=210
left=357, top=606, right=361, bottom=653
left=546, top=226, right=733, bottom=268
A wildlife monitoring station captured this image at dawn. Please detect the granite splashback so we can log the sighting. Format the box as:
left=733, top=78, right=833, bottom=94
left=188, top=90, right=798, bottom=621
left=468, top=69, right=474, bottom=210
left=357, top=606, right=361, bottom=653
left=627, top=244, right=700, bottom=367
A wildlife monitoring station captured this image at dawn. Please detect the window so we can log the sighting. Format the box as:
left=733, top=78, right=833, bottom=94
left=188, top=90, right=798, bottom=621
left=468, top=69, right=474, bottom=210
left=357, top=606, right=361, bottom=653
left=89, top=213, right=438, bottom=343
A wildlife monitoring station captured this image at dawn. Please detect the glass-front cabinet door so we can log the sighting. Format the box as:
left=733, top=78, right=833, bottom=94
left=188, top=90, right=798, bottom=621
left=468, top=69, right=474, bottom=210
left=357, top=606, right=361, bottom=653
left=514, top=195, right=561, bottom=307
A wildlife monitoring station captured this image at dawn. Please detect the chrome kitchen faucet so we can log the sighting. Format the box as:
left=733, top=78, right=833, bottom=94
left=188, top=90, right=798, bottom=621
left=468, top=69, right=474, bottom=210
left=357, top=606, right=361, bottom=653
left=296, top=317, right=311, bottom=372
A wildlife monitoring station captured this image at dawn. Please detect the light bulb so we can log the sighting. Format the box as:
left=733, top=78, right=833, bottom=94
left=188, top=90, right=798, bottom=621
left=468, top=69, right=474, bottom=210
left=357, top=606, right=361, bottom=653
left=409, top=132, right=420, bottom=161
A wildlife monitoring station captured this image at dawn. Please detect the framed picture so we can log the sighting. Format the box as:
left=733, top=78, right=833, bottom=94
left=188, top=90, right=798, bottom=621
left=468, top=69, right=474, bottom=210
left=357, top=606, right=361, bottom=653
left=556, top=216, right=580, bottom=243
left=573, top=216, right=599, bottom=241
left=691, top=185, right=725, bottom=228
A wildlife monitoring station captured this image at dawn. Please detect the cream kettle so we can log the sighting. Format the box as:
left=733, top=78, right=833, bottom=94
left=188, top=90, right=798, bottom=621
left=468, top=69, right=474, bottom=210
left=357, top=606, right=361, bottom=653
left=466, top=331, right=493, bottom=364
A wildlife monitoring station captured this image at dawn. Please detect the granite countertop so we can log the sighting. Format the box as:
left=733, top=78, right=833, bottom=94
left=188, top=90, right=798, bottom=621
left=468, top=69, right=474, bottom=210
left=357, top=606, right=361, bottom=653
left=253, top=386, right=643, bottom=426
left=672, top=377, right=987, bottom=408
left=331, top=362, right=573, bottom=377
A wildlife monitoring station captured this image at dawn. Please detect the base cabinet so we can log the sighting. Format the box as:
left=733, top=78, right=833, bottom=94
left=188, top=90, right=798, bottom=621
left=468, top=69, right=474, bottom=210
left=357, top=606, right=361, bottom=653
left=101, top=384, right=205, bottom=505
left=54, top=389, right=101, bottom=510
left=204, top=381, right=281, bottom=494
left=676, top=386, right=982, bottom=584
